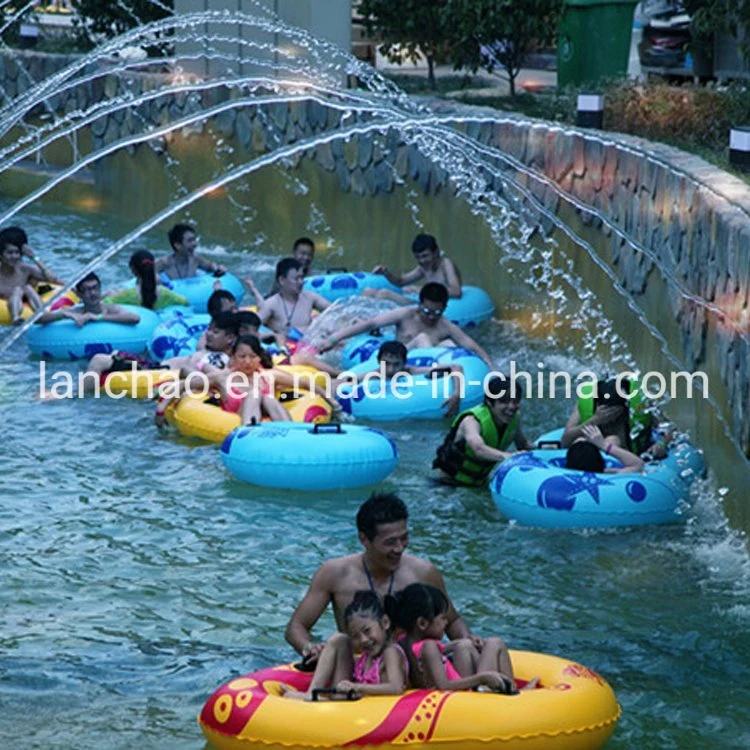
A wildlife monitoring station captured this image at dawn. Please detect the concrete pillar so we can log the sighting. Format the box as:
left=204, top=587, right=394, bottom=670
left=173, top=0, right=351, bottom=82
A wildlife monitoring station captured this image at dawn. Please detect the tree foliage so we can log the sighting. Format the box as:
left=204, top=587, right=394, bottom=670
left=71, top=0, right=173, bottom=48
left=683, top=0, right=750, bottom=59
left=358, top=0, right=562, bottom=95
left=445, top=0, right=562, bottom=97
left=358, top=0, right=452, bottom=90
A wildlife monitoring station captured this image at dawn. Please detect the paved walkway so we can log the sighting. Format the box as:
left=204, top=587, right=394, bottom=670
left=376, top=61, right=558, bottom=98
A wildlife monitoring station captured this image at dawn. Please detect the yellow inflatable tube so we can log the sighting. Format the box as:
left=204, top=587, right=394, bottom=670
left=0, top=284, right=76, bottom=325
left=199, top=652, right=620, bottom=750
left=103, top=369, right=181, bottom=399
left=166, top=371, right=333, bottom=443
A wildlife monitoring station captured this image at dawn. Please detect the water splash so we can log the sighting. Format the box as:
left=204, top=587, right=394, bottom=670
left=0, top=4, right=743, bottom=463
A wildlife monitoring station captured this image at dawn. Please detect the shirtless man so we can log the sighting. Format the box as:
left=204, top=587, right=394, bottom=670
left=319, top=282, right=494, bottom=369
left=368, top=233, right=462, bottom=303
left=37, top=272, right=140, bottom=327
left=246, top=237, right=316, bottom=305
left=155, top=223, right=226, bottom=280
left=285, top=492, right=473, bottom=664
left=259, top=258, right=329, bottom=344
left=0, top=228, right=60, bottom=325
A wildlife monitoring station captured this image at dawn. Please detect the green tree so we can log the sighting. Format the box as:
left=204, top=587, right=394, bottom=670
left=445, top=0, right=562, bottom=97
left=72, top=0, right=173, bottom=48
left=683, top=0, right=750, bottom=59
left=358, top=0, right=452, bottom=90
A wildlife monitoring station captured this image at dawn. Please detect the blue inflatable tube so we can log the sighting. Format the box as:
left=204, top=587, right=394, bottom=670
left=400, top=286, right=495, bottom=329
left=25, top=305, right=161, bottom=360
left=148, top=311, right=211, bottom=360
left=490, top=428, right=705, bottom=529
left=221, top=422, right=399, bottom=490
left=338, top=347, right=489, bottom=421
left=160, top=271, right=245, bottom=312
left=443, top=287, right=495, bottom=329
left=340, top=332, right=397, bottom=369
left=149, top=310, right=278, bottom=360
left=303, top=271, right=400, bottom=301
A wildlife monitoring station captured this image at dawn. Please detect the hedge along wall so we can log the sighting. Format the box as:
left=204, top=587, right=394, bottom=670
left=3, top=50, right=749, bottom=488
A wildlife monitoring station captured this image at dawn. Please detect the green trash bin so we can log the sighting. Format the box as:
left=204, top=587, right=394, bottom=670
left=557, top=0, right=639, bottom=87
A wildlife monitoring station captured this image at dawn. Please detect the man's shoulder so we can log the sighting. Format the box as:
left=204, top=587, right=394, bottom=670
left=439, top=254, right=458, bottom=268
left=261, top=293, right=281, bottom=310
left=319, top=553, right=360, bottom=573
left=314, top=554, right=361, bottom=586
left=400, top=552, right=439, bottom=577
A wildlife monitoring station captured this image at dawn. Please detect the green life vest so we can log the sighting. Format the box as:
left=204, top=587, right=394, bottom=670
left=577, top=379, right=651, bottom=453
left=433, top=404, right=519, bottom=486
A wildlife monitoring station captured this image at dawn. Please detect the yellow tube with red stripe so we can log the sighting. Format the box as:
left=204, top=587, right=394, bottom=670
left=0, top=284, right=77, bottom=325
left=199, top=653, right=620, bottom=750
left=165, top=363, right=333, bottom=442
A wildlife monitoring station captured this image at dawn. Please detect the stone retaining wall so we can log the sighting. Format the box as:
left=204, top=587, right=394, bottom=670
left=3, top=50, right=748, bottom=462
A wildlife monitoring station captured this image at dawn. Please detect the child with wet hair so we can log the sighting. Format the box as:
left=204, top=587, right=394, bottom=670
left=385, top=583, right=520, bottom=694
left=283, top=590, right=408, bottom=701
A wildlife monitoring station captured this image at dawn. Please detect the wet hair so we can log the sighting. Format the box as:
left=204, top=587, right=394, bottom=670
left=412, top=233, right=438, bottom=255
left=0, top=226, right=28, bottom=250
left=293, top=237, right=315, bottom=253
left=419, top=282, right=448, bottom=307
left=232, top=334, right=273, bottom=368
left=377, top=341, right=407, bottom=362
left=384, top=583, right=448, bottom=688
left=566, top=440, right=605, bottom=473
left=344, top=590, right=386, bottom=625
left=210, top=311, right=239, bottom=337
left=129, top=249, right=157, bottom=309
left=234, top=310, right=261, bottom=332
left=485, top=375, right=523, bottom=405
left=385, top=583, right=448, bottom=634
left=356, top=492, right=408, bottom=541
left=207, top=289, right=237, bottom=319
left=168, top=223, right=195, bottom=249
left=595, top=378, right=629, bottom=411
left=276, top=256, right=301, bottom=280
left=75, top=272, right=101, bottom=293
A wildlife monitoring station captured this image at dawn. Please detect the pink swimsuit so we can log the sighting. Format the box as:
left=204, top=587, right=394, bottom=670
left=411, top=639, right=461, bottom=680
left=352, top=653, right=384, bottom=685
left=352, top=648, right=409, bottom=686
left=220, top=369, right=272, bottom=413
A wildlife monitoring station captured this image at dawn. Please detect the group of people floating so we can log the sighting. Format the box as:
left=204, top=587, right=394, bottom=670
left=2, top=220, right=677, bottom=699
left=3, top=220, right=671, bottom=475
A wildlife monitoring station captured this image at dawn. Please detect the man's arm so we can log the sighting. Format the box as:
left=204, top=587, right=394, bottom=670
left=319, top=307, right=408, bottom=352
left=463, top=416, right=514, bottom=463
left=420, top=560, right=471, bottom=640
left=442, top=259, right=462, bottom=298
left=22, top=257, right=61, bottom=285
left=513, top=422, right=535, bottom=451
left=310, top=292, right=330, bottom=312
left=37, top=308, right=71, bottom=324
left=444, top=322, right=494, bottom=369
left=372, top=264, right=421, bottom=287
left=101, top=304, right=140, bottom=324
left=284, top=562, right=335, bottom=657
left=196, top=253, right=226, bottom=274
left=258, top=297, right=277, bottom=328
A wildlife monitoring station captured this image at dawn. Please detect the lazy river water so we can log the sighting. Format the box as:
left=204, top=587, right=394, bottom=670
left=1, top=202, right=749, bottom=749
